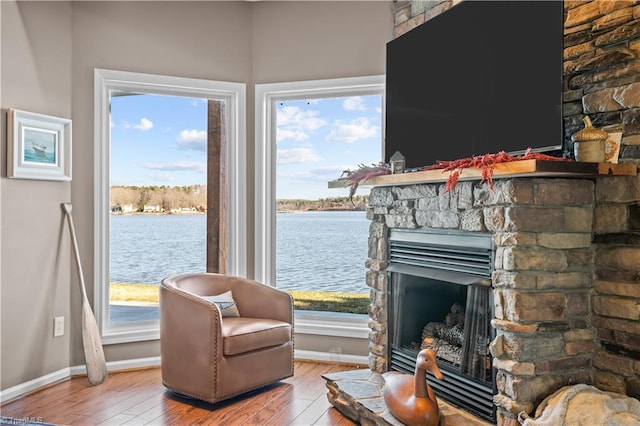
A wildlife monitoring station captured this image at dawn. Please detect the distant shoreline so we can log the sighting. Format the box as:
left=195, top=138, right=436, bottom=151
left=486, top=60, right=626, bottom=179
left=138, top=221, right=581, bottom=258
left=111, top=185, right=367, bottom=213
left=111, top=211, right=204, bottom=216
left=277, top=208, right=366, bottom=213
left=112, top=208, right=366, bottom=216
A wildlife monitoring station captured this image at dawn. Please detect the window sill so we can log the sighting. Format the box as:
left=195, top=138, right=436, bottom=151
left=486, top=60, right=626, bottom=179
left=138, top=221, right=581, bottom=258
left=100, top=311, right=370, bottom=344
left=101, top=323, right=159, bottom=345
left=294, top=310, right=369, bottom=339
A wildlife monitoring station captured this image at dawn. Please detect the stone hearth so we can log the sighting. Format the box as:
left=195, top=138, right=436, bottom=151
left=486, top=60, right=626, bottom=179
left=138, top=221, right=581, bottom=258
left=322, top=369, right=492, bottom=426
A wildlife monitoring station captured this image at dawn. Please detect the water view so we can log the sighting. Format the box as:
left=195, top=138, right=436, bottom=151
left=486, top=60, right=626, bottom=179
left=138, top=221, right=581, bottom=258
left=110, top=210, right=370, bottom=294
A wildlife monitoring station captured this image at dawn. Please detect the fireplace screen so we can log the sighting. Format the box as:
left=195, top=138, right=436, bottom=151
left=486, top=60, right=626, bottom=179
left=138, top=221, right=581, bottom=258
left=387, top=229, right=496, bottom=422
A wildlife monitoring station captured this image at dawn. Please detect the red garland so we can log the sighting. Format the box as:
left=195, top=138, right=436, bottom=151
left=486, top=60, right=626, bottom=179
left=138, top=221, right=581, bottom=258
left=421, top=148, right=572, bottom=192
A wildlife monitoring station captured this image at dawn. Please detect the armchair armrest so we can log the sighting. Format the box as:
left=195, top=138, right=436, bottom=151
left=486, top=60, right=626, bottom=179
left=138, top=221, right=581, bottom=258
left=159, top=283, right=223, bottom=400
left=228, top=276, right=293, bottom=324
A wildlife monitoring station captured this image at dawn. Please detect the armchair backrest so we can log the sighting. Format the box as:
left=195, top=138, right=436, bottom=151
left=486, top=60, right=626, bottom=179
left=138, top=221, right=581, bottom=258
left=162, top=272, right=293, bottom=324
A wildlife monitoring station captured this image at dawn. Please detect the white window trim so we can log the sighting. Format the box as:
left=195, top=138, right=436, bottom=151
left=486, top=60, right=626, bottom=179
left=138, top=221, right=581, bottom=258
left=254, top=75, right=385, bottom=336
left=94, top=69, right=246, bottom=344
left=294, top=311, right=370, bottom=339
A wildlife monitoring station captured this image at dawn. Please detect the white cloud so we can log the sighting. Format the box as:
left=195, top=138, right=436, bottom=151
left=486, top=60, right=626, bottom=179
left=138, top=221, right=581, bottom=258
left=122, top=117, right=154, bottom=131
left=309, top=165, right=350, bottom=180
left=177, top=129, right=207, bottom=151
left=326, top=117, right=379, bottom=143
left=277, top=165, right=348, bottom=183
left=134, top=118, right=154, bottom=131
left=143, top=161, right=205, bottom=173
left=277, top=147, right=323, bottom=165
left=277, top=128, right=309, bottom=143
left=276, top=106, right=327, bottom=142
left=343, top=96, right=366, bottom=111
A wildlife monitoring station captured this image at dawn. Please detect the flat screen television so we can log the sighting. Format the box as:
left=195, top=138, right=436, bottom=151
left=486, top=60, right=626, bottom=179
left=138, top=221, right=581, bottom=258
left=385, top=0, right=564, bottom=170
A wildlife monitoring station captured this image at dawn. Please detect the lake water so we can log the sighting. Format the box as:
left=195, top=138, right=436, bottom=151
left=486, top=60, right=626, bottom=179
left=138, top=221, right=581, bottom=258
left=110, top=210, right=370, bottom=293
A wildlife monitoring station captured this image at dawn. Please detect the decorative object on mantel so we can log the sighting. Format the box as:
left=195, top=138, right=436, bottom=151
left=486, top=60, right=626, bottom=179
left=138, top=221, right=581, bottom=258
left=382, top=348, right=444, bottom=426
left=389, top=151, right=406, bottom=174
left=571, top=116, right=608, bottom=163
left=518, top=383, right=640, bottom=426
left=604, top=131, right=623, bottom=164
left=340, top=162, right=390, bottom=203
left=422, top=148, right=572, bottom=192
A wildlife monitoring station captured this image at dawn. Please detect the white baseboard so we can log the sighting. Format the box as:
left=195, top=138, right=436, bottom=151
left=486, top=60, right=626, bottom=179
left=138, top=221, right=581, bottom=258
left=294, top=349, right=368, bottom=366
left=1, top=357, right=161, bottom=405
left=1, top=352, right=365, bottom=404
left=107, top=356, right=161, bottom=372
left=0, top=367, right=71, bottom=405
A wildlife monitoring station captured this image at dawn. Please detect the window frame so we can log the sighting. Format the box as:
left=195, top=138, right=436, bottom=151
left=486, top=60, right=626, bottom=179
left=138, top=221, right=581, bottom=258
left=254, top=75, right=384, bottom=334
left=94, top=69, right=246, bottom=344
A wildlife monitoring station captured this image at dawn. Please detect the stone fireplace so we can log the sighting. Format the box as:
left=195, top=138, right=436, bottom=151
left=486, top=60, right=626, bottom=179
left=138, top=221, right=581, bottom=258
left=364, top=172, right=639, bottom=425
left=322, top=2, right=640, bottom=425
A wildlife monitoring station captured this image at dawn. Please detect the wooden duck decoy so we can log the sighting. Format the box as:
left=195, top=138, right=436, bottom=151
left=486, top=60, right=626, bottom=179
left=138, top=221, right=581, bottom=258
left=382, top=348, right=445, bottom=426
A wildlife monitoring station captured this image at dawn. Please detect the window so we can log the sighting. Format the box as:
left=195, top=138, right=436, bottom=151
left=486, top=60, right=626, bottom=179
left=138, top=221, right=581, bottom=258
left=255, top=76, right=384, bottom=335
left=95, top=69, right=246, bottom=344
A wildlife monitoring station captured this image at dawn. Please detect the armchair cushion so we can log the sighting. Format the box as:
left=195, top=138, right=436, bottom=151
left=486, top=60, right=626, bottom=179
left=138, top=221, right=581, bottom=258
left=200, top=290, right=240, bottom=317
left=222, top=317, right=292, bottom=356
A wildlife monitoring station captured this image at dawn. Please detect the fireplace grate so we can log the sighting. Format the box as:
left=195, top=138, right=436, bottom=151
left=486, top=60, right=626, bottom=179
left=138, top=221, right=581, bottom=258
left=389, top=231, right=493, bottom=278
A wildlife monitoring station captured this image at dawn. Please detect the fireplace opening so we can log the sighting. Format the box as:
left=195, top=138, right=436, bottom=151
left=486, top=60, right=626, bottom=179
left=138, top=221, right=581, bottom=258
left=387, top=229, right=496, bottom=422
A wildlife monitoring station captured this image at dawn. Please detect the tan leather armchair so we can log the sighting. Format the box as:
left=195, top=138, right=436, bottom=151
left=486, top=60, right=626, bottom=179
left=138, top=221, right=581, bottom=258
left=160, top=272, right=294, bottom=404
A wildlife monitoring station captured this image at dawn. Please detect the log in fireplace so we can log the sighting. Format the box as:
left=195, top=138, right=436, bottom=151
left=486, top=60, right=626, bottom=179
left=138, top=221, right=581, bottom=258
left=387, top=229, right=496, bottom=422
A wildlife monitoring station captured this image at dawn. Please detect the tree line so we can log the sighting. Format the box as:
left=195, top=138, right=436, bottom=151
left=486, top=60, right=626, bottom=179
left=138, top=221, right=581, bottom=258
left=111, top=185, right=368, bottom=213
left=111, top=185, right=207, bottom=213
left=276, top=195, right=368, bottom=212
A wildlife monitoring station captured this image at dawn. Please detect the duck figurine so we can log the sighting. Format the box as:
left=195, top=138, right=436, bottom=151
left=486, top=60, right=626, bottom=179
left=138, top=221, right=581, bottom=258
left=382, top=348, right=445, bottom=426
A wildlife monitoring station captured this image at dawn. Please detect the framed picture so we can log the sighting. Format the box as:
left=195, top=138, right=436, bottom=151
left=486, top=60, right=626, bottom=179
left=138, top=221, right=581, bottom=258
left=7, top=108, right=72, bottom=181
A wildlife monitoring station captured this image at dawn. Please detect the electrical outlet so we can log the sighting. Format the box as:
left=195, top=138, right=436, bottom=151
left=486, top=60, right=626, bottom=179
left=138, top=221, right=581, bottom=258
left=54, top=316, right=64, bottom=337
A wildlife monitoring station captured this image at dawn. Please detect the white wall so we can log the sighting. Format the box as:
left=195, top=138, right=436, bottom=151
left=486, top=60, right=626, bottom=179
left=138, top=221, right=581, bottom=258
left=1, top=0, right=73, bottom=390
left=1, top=0, right=392, bottom=391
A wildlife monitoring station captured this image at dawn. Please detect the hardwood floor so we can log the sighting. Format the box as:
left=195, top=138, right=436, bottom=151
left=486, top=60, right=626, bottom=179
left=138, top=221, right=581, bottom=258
left=1, top=361, right=361, bottom=426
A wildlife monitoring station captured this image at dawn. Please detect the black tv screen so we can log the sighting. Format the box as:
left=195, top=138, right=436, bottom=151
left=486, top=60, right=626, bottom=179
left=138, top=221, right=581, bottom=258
left=385, top=0, right=564, bottom=170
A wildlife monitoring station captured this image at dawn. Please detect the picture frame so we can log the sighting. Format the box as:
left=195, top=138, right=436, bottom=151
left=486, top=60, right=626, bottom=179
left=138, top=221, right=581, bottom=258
left=7, top=108, right=72, bottom=181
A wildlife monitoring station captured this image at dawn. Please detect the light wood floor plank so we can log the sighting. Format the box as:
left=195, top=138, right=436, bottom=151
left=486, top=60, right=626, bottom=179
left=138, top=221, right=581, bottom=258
left=289, top=395, right=334, bottom=426
left=0, top=359, right=355, bottom=426
left=0, top=360, right=489, bottom=425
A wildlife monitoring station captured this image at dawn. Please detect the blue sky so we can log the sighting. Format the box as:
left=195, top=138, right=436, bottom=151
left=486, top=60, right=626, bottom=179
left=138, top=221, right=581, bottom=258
left=110, top=93, right=382, bottom=200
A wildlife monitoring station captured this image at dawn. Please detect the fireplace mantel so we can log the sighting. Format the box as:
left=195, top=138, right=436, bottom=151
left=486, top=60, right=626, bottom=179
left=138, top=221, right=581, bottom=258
left=330, top=160, right=637, bottom=189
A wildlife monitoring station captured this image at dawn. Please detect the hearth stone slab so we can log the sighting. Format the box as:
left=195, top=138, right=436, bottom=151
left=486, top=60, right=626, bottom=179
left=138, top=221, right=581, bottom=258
left=322, top=369, right=494, bottom=426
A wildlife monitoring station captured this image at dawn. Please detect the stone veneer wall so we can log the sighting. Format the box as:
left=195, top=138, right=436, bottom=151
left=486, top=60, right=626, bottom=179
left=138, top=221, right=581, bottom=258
left=374, top=1, right=640, bottom=425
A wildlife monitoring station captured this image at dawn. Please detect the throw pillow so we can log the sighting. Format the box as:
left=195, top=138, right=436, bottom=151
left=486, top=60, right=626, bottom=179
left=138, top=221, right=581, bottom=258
left=201, top=290, right=240, bottom=318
